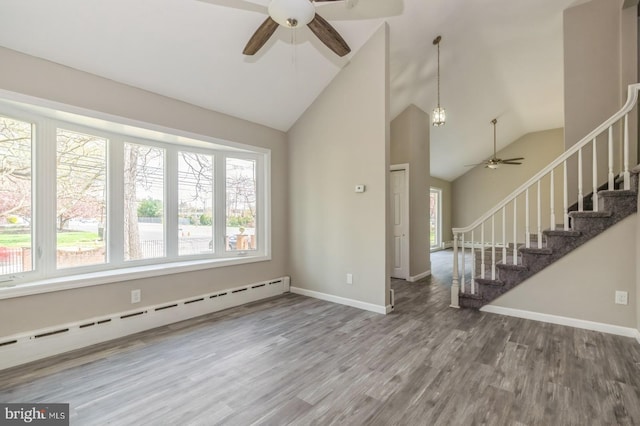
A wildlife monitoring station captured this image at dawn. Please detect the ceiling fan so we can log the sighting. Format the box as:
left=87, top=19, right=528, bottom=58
left=467, top=118, right=524, bottom=169
left=242, top=0, right=351, bottom=57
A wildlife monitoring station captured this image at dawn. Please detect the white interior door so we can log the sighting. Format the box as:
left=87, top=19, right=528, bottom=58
left=391, top=169, right=409, bottom=279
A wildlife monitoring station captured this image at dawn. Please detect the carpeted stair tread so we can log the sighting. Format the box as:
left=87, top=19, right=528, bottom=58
left=496, top=262, right=528, bottom=272
left=474, top=277, right=504, bottom=287
left=543, top=229, right=581, bottom=237
left=568, top=210, right=612, bottom=218
left=598, top=189, right=636, bottom=198
left=519, top=247, right=553, bottom=255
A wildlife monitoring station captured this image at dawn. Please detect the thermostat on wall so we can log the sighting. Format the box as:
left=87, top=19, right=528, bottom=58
left=355, top=185, right=366, bottom=193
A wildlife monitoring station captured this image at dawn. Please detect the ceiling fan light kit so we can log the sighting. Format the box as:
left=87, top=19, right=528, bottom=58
left=432, top=35, right=446, bottom=127
left=268, top=0, right=315, bottom=27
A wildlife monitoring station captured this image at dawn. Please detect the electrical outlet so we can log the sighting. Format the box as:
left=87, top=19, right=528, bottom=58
left=615, top=291, right=628, bottom=305
left=131, top=289, right=141, bottom=304
left=346, top=273, right=353, bottom=285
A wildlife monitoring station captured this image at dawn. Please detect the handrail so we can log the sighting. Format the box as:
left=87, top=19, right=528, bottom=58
left=453, top=83, right=640, bottom=234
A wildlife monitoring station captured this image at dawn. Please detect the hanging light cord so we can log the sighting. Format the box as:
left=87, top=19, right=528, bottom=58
left=436, top=39, right=441, bottom=109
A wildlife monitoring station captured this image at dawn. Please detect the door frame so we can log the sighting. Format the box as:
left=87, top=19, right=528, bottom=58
left=390, top=164, right=410, bottom=279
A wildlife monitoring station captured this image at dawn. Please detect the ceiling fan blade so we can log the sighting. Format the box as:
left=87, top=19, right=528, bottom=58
left=307, top=13, right=351, bottom=57
left=197, top=0, right=267, bottom=14
left=313, top=0, right=344, bottom=2
left=243, top=17, right=279, bottom=56
left=501, top=161, right=523, bottom=165
left=464, top=163, right=485, bottom=167
left=501, top=157, right=524, bottom=162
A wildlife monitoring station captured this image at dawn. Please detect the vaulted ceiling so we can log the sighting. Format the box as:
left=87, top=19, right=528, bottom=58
left=0, top=0, right=578, bottom=180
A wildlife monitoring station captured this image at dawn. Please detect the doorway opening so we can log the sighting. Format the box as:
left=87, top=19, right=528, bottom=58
left=430, top=187, right=442, bottom=250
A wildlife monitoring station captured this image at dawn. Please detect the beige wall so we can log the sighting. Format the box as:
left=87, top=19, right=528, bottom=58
left=452, top=128, right=564, bottom=240
left=0, top=46, right=288, bottom=336
left=287, top=24, right=390, bottom=308
left=430, top=176, right=453, bottom=244
left=490, top=214, right=637, bottom=328
left=390, top=104, right=431, bottom=277
left=564, top=0, right=638, bottom=202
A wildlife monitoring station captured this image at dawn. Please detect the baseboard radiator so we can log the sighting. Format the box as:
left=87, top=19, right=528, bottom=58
left=0, top=276, right=290, bottom=371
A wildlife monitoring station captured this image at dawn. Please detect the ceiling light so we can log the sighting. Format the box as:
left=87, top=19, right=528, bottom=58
left=432, top=35, right=446, bottom=127
left=268, top=0, right=316, bottom=28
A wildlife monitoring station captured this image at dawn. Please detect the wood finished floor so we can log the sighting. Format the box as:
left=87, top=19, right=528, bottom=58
left=1, top=251, right=640, bottom=425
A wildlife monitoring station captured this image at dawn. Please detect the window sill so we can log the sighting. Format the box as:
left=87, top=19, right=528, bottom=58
left=0, top=254, right=270, bottom=300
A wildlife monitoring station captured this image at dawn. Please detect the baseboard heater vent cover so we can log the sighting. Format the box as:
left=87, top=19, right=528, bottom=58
left=0, top=276, right=290, bottom=371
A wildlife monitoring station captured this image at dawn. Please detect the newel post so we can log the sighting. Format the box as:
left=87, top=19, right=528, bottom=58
left=450, top=233, right=460, bottom=308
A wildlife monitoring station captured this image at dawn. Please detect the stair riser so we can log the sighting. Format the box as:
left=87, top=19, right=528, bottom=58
left=520, top=252, right=554, bottom=271
left=544, top=234, right=581, bottom=251
left=570, top=216, right=615, bottom=233
left=597, top=194, right=637, bottom=215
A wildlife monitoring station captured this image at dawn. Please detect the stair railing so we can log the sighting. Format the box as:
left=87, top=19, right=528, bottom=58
left=450, top=83, right=640, bottom=308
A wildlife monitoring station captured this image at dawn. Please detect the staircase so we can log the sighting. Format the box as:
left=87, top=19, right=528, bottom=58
left=450, top=83, right=640, bottom=309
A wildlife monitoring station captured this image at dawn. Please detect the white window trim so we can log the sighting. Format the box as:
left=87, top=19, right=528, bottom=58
left=0, top=90, right=271, bottom=297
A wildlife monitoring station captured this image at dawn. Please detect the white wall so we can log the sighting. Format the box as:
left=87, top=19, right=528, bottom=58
left=0, top=46, right=288, bottom=336
left=288, top=24, right=390, bottom=309
left=390, top=104, right=431, bottom=278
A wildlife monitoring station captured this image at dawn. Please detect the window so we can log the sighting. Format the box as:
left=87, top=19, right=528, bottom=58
left=56, top=129, right=107, bottom=268
left=226, top=157, right=257, bottom=252
left=0, top=97, right=269, bottom=290
left=0, top=115, right=33, bottom=275
left=124, top=143, right=165, bottom=261
left=430, top=187, right=442, bottom=250
left=178, top=151, right=213, bottom=256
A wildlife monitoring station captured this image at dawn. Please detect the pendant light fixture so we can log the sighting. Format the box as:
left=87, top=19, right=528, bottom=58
left=432, top=35, right=446, bottom=126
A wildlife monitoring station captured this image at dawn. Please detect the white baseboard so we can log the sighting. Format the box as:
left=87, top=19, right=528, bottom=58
left=0, top=277, right=288, bottom=371
left=290, top=286, right=387, bottom=315
left=407, top=270, right=431, bottom=282
left=481, top=305, right=640, bottom=340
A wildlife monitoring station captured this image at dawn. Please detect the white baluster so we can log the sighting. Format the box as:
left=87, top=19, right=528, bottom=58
left=592, top=138, right=598, bottom=212
left=491, top=215, right=496, bottom=280
left=537, top=180, right=542, bottom=248
left=564, top=161, right=569, bottom=230
left=525, top=188, right=530, bottom=248
left=623, top=114, right=630, bottom=190
left=451, top=234, right=460, bottom=308
left=502, top=206, right=507, bottom=263
left=470, top=230, right=475, bottom=294
left=480, top=222, right=485, bottom=279
left=550, top=169, right=556, bottom=231
left=513, top=199, right=517, bottom=265
left=578, top=148, right=583, bottom=212
left=461, top=233, right=466, bottom=293
left=608, top=126, right=614, bottom=190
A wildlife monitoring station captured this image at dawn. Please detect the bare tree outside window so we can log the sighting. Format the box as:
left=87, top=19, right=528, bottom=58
left=56, top=129, right=107, bottom=268
left=0, top=116, right=32, bottom=274
left=226, top=158, right=257, bottom=251
left=124, top=143, right=165, bottom=260
left=178, top=152, right=213, bottom=255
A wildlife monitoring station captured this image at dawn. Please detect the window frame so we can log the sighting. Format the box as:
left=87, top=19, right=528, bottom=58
left=0, top=93, right=271, bottom=298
